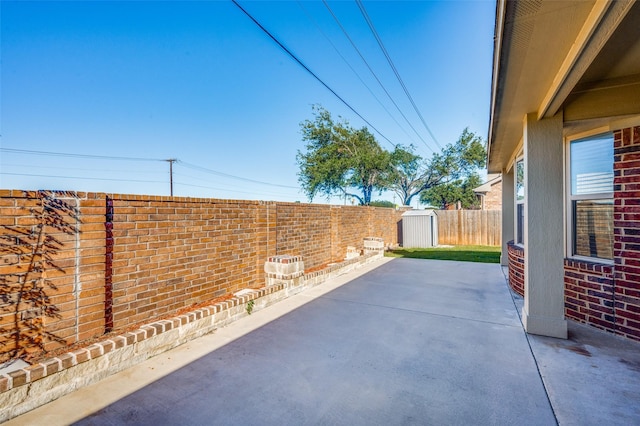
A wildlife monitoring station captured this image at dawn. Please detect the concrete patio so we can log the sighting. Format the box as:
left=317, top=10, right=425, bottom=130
left=5, top=257, right=640, bottom=425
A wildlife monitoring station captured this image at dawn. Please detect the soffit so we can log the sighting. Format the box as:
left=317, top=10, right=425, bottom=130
left=563, top=2, right=640, bottom=124
left=488, top=0, right=597, bottom=173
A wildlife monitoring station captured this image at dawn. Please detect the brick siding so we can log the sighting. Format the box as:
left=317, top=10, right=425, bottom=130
left=0, top=192, right=404, bottom=361
left=484, top=180, right=502, bottom=210
left=506, top=126, right=640, bottom=342
left=613, top=126, right=640, bottom=340
left=564, top=259, right=615, bottom=330
left=507, top=241, right=524, bottom=296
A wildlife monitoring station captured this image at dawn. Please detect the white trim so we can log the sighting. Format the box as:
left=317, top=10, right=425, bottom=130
left=571, top=254, right=614, bottom=266
left=514, top=157, right=525, bottom=246
left=565, top=125, right=611, bottom=142
left=565, top=131, right=614, bottom=262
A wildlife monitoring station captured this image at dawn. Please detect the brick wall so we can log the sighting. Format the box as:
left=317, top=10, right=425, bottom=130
left=507, top=241, right=524, bottom=296
left=109, top=196, right=263, bottom=330
left=337, top=206, right=372, bottom=258
left=484, top=180, right=502, bottom=211
left=564, top=259, right=615, bottom=330
left=276, top=203, right=333, bottom=270
left=613, top=126, right=640, bottom=340
left=506, top=127, right=640, bottom=342
left=0, top=191, right=106, bottom=360
left=0, top=192, right=404, bottom=361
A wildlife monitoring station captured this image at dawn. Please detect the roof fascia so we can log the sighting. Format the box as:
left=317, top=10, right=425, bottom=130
left=487, top=0, right=508, bottom=160
left=538, top=0, right=635, bottom=119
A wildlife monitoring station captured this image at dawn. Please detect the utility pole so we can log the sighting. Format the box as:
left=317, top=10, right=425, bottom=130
left=167, top=159, right=177, bottom=196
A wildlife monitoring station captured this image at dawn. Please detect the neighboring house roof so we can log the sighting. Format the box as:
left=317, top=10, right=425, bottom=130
left=473, top=174, right=502, bottom=194
left=488, top=0, right=640, bottom=173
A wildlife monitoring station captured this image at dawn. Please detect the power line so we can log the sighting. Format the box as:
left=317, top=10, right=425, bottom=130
left=177, top=161, right=299, bottom=189
left=0, top=172, right=165, bottom=184
left=231, top=0, right=397, bottom=149
left=297, top=0, right=418, bottom=149
left=175, top=181, right=300, bottom=199
left=0, top=162, right=167, bottom=175
left=0, top=147, right=166, bottom=162
left=355, top=0, right=442, bottom=150
left=2, top=147, right=301, bottom=192
left=322, top=0, right=434, bottom=154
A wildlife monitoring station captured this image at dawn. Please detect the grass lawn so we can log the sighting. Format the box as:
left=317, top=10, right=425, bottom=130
left=385, top=245, right=501, bottom=263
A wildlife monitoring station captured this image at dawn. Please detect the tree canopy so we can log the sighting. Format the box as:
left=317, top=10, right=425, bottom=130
left=297, top=106, right=487, bottom=208
left=297, top=106, right=390, bottom=205
left=387, top=128, right=486, bottom=206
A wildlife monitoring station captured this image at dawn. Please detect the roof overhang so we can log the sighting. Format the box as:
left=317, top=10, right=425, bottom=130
left=488, top=0, right=640, bottom=173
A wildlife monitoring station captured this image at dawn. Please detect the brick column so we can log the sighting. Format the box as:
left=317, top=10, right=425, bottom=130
left=264, top=255, right=304, bottom=288
left=363, top=237, right=384, bottom=257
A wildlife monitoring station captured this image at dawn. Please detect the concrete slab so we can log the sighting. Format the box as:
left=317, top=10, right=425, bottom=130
left=508, top=280, right=640, bottom=426
left=11, top=258, right=639, bottom=425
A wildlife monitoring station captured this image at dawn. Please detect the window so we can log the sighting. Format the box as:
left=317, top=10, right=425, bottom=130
left=515, top=159, right=524, bottom=245
left=568, top=133, right=614, bottom=260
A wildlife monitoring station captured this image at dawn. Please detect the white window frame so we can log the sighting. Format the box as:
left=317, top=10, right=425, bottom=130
left=564, top=129, right=614, bottom=264
left=514, top=156, right=525, bottom=247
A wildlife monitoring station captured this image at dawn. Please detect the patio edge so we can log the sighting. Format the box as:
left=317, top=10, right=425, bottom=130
left=0, top=252, right=383, bottom=422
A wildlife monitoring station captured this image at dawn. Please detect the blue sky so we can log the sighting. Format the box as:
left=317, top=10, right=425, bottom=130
left=1, top=0, right=495, bottom=204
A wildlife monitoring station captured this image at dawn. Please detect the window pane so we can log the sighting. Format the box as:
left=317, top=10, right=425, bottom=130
left=517, top=203, right=524, bottom=245
left=571, top=134, right=613, bottom=195
left=516, top=160, right=524, bottom=201
left=573, top=200, right=613, bottom=260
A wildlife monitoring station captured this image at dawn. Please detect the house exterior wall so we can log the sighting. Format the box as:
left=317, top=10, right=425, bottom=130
left=506, top=126, right=640, bottom=342
left=613, top=126, right=640, bottom=340
left=483, top=180, right=502, bottom=210
left=564, top=259, right=615, bottom=331
left=0, top=191, right=404, bottom=362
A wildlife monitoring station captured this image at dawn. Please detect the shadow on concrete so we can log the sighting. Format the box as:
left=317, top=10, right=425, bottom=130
left=73, top=259, right=556, bottom=426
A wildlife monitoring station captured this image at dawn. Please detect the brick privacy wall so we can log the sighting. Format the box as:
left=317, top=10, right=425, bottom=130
left=507, top=241, right=524, bottom=296
left=1, top=192, right=403, bottom=359
left=109, top=196, right=262, bottom=329
left=0, top=191, right=106, bottom=362
left=613, top=126, right=640, bottom=340
left=276, top=203, right=333, bottom=270
left=337, top=206, right=372, bottom=258
left=370, top=207, right=405, bottom=247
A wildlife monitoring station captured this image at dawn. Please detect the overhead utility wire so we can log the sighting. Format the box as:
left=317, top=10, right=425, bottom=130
left=177, top=161, right=299, bottom=189
left=173, top=171, right=299, bottom=196
left=1, top=172, right=164, bottom=184
left=231, top=0, right=396, bottom=149
left=322, top=0, right=433, bottom=154
left=3, top=147, right=301, bottom=191
left=355, top=0, right=442, bottom=150
left=3, top=162, right=167, bottom=175
left=296, top=1, right=418, bottom=148
left=175, top=181, right=299, bottom=199
left=0, top=147, right=166, bottom=162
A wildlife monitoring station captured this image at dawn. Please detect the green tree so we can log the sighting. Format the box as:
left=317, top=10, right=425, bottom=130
left=297, top=106, right=391, bottom=205
left=421, top=173, right=483, bottom=209
left=369, top=200, right=396, bottom=208
left=388, top=128, right=486, bottom=206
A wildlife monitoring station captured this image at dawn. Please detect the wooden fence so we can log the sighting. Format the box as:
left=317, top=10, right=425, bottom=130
left=436, top=210, right=501, bottom=246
